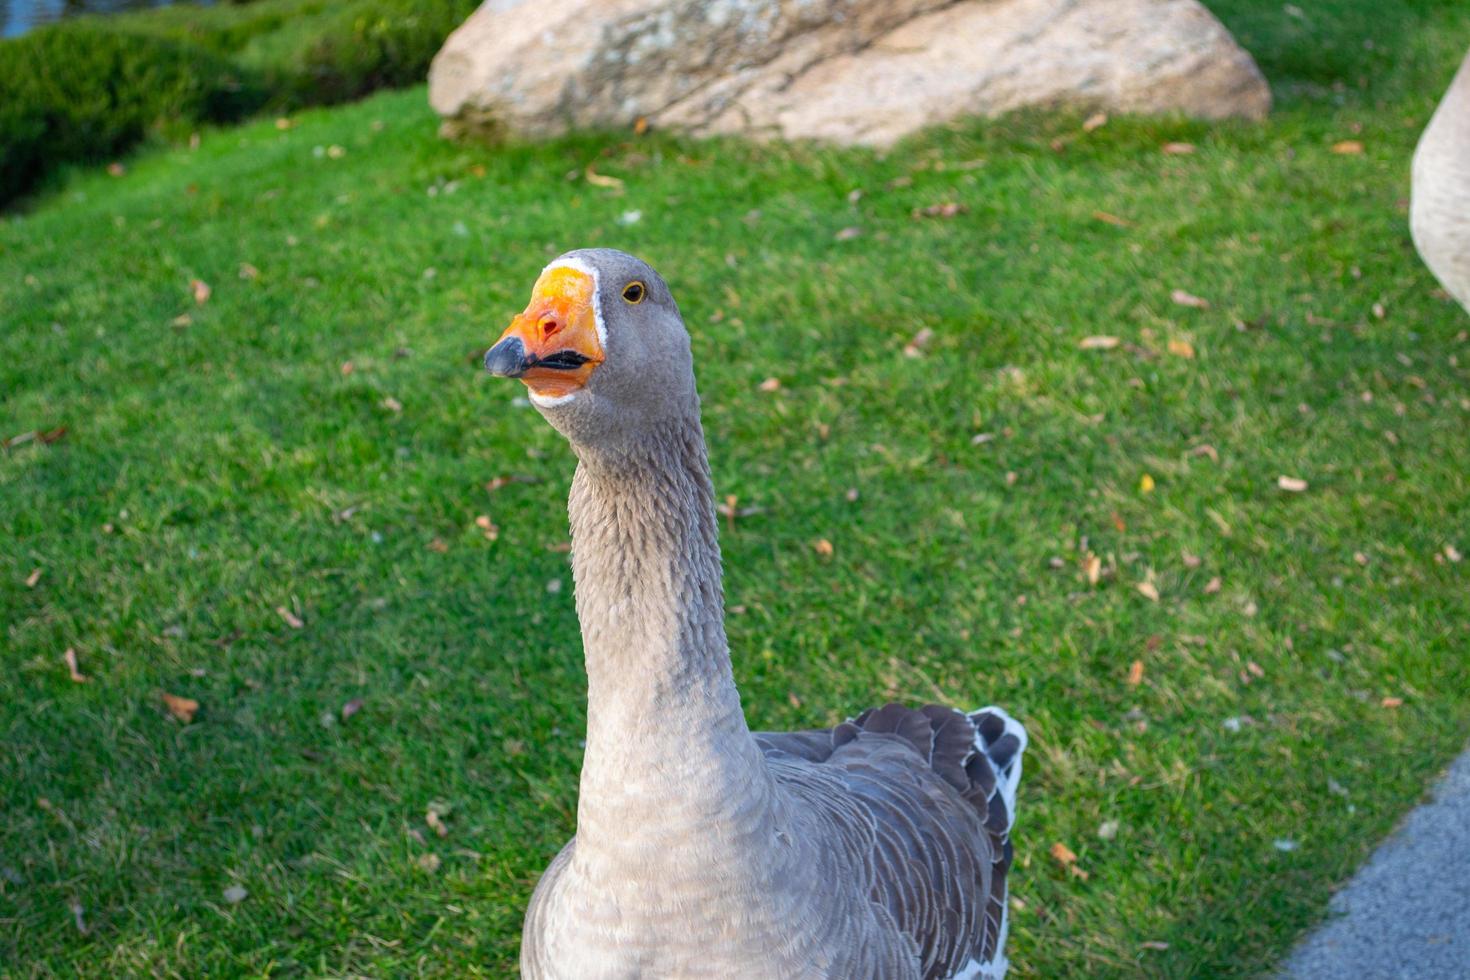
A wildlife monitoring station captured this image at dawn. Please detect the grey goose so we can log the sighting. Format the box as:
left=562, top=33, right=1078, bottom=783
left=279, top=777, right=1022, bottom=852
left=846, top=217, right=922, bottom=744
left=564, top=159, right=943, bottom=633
left=483, top=249, right=1027, bottom=979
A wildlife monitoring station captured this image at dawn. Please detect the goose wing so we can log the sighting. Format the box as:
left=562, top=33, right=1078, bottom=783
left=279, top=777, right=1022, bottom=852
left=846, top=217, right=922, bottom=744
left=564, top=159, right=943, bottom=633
left=755, top=703, right=1025, bottom=980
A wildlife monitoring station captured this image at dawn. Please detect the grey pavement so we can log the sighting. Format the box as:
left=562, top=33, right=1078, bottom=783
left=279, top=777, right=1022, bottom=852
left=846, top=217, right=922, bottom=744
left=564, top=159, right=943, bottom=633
left=1283, top=748, right=1470, bottom=979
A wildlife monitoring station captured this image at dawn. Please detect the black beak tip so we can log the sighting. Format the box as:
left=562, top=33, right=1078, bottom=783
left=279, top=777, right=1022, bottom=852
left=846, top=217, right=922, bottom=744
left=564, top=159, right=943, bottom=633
left=484, top=336, right=529, bottom=377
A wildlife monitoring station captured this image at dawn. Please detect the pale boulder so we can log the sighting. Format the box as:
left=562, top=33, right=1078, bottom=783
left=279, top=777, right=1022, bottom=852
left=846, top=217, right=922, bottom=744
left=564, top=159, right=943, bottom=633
left=430, top=0, right=1271, bottom=146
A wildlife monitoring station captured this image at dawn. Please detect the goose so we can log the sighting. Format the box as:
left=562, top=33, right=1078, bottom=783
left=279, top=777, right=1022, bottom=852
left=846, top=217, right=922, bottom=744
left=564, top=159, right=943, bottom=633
left=483, top=249, right=1027, bottom=979
left=1411, top=45, right=1470, bottom=311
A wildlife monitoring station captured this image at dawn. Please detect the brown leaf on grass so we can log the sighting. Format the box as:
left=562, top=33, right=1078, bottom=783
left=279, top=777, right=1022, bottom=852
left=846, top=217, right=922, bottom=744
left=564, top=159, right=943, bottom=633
left=1139, top=474, right=1155, bottom=494
left=1082, top=112, right=1108, bottom=132
left=633, top=116, right=649, bottom=135
left=1382, top=696, right=1404, bottom=709
left=474, top=515, right=499, bottom=541
left=1161, top=142, right=1196, bottom=155
left=63, top=648, right=88, bottom=683
left=1189, top=443, right=1219, bottom=462
left=1277, top=475, right=1309, bottom=492
left=1082, top=554, right=1102, bottom=586
left=911, top=202, right=967, bottom=219
left=1182, top=552, right=1203, bottom=569
left=1444, top=544, right=1463, bottom=563
left=1127, top=660, right=1145, bottom=686
left=426, top=807, right=449, bottom=838
left=38, top=426, right=67, bottom=444
left=1111, top=511, right=1127, bottom=532
left=834, top=226, right=863, bottom=241
left=275, top=117, right=293, bottom=130
left=1079, top=335, right=1120, bottom=350
left=1136, top=580, right=1160, bottom=602
left=1167, top=338, right=1197, bottom=359
left=903, top=327, right=935, bottom=358
left=426, top=537, right=449, bottom=553
left=163, top=693, right=199, bottom=724
left=190, top=279, right=211, bottom=305
left=1141, top=941, right=1170, bottom=951
left=1170, top=289, right=1210, bottom=309
left=485, top=474, right=542, bottom=492
left=1092, top=210, right=1132, bottom=227
left=25, top=568, right=43, bottom=588
left=381, top=396, right=403, bottom=413
left=758, top=377, right=781, bottom=392
left=1332, top=140, right=1365, bottom=155
left=341, top=698, right=365, bottom=721
left=1049, top=842, right=1082, bottom=877
left=238, top=263, right=260, bottom=281
left=1204, top=576, right=1222, bottom=594
left=813, top=539, right=834, bottom=557
left=275, top=605, right=304, bottom=629
left=583, top=167, right=624, bottom=190
left=416, top=853, right=441, bottom=872
left=107, top=162, right=126, bottom=176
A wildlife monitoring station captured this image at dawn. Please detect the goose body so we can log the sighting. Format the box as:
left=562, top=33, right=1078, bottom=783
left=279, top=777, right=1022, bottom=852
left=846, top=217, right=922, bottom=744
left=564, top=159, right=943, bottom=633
left=1412, top=46, right=1470, bottom=310
left=484, top=250, right=1026, bottom=979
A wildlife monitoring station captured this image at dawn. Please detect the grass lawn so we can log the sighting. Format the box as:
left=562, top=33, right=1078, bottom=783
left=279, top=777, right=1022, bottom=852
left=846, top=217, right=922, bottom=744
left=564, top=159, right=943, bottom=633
left=3, top=1, right=1469, bottom=975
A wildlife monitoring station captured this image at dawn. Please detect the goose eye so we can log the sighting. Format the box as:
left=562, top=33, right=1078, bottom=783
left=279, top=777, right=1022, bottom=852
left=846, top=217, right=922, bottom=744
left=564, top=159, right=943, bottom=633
left=621, top=281, right=645, bottom=304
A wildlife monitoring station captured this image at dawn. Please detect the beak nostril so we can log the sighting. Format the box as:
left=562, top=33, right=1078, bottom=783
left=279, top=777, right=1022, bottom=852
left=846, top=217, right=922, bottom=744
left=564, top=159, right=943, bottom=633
left=539, top=317, right=562, bottom=340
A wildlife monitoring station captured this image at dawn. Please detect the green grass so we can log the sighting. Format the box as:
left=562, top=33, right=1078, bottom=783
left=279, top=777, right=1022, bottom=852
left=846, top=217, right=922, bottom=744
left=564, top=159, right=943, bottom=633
left=3, top=2, right=1470, bottom=975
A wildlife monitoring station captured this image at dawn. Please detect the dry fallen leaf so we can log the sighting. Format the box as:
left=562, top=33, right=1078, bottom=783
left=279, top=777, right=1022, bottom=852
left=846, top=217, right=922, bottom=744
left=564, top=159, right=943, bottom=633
left=485, top=474, right=541, bottom=492
left=1079, top=335, right=1120, bottom=350
left=1098, top=819, right=1120, bottom=840
left=911, top=202, right=967, bottom=220
left=1167, top=338, right=1197, bottom=359
left=107, top=162, right=126, bottom=176
left=63, top=648, right=88, bottom=683
left=1050, top=842, right=1077, bottom=866
left=1182, top=552, right=1203, bottom=569
left=1127, top=660, right=1145, bottom=686
left=238, top=263, right=259, bottom=281
left=163, top=693, right=199, bottom=724
left=381, top=396, right=403, bottom=413
left=1204, top=576, right=1223, bottom=595
left=275, top=605, right=304, bottom=629
left=1444, top=544, right=1463, bottom=563
left=1136, top=580, right=1160, bottom=602
left=1170, top=289, right=1210, bottom=309
left=474, top=515, right=499, bottom=541
left=1082, top=112, right=1109, bottom=133
left=758, top=377, right=782, bottom=392
left=813, top=539, right=834, bottom=557
left=1161, top=142, right=1196, bottom=155
left=1381, top=696, right=1404, bottom=709
left=583, top=167, right=625, bottom=190
left=1332, top=140, right=1365, bottom=155
left=1091, top=210, right=1132, bottom=228
left=426, top=807, right=449, bottom=838
left=1083, top=554, right=1102, bottom=586
left=341, top=697, right=365, bottom=721
left=190, top=279, right=211, bottom=305
left=903, top=327, right=935, bottom=358
left=25, top=567, right=42, bottom=588
left=1189, top=443, right=1219, bottom=462
left=834, top=226, right=863, bottom=241
left=1141, top=941, right=1171, bottom=951
left=223, top=885, right=248, bottom=904
left=1277, top=475, right=1309, bottom=492
left=1139, top=474, right=1155, bottom=494
left=416, top=853, right=441, bottom=872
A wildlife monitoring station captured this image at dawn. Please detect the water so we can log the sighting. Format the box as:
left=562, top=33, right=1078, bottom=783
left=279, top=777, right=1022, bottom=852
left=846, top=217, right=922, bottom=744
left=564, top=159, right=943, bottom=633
left=2, top=0, right=215, bottom=39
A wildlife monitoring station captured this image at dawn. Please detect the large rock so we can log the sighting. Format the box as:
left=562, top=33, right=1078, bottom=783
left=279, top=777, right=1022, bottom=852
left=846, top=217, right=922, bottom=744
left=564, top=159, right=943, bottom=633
left=430, top=0, right=1271, bottom=147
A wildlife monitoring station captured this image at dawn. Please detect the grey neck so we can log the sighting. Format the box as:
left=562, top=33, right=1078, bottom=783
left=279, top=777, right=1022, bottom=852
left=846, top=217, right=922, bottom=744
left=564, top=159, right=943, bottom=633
left=564, top=411, right=772, bottom=858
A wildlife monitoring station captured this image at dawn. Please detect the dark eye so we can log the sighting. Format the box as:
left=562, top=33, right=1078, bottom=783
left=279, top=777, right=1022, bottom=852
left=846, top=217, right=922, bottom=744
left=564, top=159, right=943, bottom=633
left=622, top=281, right=645, bottom=304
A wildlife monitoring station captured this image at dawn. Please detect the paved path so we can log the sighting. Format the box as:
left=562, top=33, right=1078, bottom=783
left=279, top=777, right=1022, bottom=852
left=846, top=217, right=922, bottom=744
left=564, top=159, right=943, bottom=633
left=1283, top=748, right=1470, bottom=979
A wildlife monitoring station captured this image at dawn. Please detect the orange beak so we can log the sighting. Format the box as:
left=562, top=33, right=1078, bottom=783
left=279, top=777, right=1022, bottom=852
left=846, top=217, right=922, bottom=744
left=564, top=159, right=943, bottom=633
left=484, top=265, right=605, bottom=399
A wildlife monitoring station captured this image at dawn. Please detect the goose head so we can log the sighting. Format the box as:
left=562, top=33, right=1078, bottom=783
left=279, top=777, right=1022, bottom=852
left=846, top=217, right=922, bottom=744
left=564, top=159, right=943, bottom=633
left=484, top=249, right=697, bottom=448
